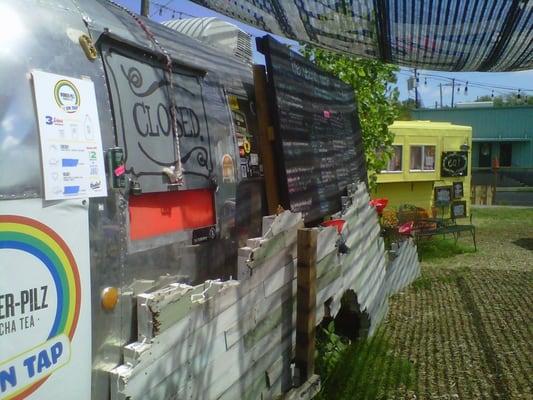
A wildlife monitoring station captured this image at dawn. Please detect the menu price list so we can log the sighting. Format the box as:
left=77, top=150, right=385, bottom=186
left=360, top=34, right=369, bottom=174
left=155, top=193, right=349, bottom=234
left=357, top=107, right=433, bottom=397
left=260, top=35, right=366, bottom=222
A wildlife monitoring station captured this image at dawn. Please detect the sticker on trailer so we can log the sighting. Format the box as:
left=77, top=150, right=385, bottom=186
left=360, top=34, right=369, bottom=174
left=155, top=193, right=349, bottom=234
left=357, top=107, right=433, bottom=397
left=0, top=199, right=91, bottom=399
left=249, top=153, right=259, bottom=166
left=222, top=154, right=235, bottom=183
left=227, top=95, right=239, bottom=111
left=32, top=71, right=107, bottom=200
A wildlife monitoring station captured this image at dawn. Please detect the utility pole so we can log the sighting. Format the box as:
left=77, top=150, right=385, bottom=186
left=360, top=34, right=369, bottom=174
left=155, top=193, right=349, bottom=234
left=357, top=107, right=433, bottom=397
left=141, top=0, right=150, bottom=16
left=451, top=78, right=455, bottom=108
left=442, top=81, right=461, bottom=107
left=439, top=83, right=443, bottom=108
left=414, top=68, right=418, bottom=108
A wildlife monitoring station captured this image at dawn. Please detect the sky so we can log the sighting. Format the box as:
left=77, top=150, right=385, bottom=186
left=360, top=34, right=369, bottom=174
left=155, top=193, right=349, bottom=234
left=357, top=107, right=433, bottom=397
left=114, top=0, right=533, bottom=108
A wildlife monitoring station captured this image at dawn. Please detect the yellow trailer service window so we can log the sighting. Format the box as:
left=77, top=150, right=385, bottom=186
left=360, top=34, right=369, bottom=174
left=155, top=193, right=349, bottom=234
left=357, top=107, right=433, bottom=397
left=382, top=145, right=403, bottom=172
left=410, top=145, right=435, bottom=171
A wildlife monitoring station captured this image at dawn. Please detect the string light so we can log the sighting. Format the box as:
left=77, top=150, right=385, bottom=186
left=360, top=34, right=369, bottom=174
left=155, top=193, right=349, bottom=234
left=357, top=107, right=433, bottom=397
left=418, top=72, right=533, bottom=92
left=397, top=70, right=533, bottom=95
left=398, top=70, right=532, bottom=101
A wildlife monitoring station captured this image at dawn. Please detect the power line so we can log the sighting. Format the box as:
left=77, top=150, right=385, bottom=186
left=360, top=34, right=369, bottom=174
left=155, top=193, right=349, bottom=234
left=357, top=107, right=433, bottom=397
left=398, top=71, right=533, bottom=96
left=399, top=69, right=531, bottom=108
left=416, top=72, right=533, bottom=92
left=150, top=0, right=174, bottom=16
left=151, top=1, right=198, bottom=19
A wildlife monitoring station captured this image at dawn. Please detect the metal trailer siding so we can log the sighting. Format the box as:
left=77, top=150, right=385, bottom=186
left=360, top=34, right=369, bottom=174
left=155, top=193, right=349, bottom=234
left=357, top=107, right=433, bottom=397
left=0, top=1, right=256, bottom=398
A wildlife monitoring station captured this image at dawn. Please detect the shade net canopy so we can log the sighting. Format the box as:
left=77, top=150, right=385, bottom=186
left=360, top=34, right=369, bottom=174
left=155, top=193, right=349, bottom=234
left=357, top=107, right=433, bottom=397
left=191, top=0, right=533, bottom=72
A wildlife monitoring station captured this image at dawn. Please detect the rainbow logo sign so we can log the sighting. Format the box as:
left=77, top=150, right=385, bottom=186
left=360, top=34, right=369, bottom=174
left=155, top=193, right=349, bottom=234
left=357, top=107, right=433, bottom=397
left=0, top=215, right=81, bottom=399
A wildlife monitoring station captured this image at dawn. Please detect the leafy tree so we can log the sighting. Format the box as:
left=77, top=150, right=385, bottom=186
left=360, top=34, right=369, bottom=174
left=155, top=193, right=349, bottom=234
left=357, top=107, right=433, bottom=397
left=301, top=45, right=400, bottom=189
left=395, top=98, right=417, bottom=120
left=475, top=95, right=493, bottom=102
left=475, top=94, right=533, bottom=106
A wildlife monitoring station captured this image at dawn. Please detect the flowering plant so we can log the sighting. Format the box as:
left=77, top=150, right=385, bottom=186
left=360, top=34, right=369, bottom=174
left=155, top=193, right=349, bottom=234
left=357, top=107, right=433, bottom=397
left=381, top=209, right=398, bottom=229
left=369, top=198, right=388, bottom=216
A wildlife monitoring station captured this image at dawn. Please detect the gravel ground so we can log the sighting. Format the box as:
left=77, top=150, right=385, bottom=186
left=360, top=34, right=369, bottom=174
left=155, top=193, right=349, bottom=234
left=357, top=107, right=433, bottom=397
left=380, top=207, right=533, bottom=399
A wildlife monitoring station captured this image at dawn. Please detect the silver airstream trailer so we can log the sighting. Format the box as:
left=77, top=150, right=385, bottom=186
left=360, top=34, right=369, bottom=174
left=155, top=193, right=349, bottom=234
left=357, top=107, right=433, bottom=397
left=0, top=2, right=419, bottom=399
left=0, top=0, right=263, bottom=397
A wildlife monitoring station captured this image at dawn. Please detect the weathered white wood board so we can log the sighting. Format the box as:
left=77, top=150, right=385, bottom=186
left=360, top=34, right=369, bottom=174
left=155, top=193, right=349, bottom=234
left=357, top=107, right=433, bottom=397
left=316, top=226, right=338, bottom=261
left=110, top=182, right=420, bottom=400
left=385, top=238, right=420, bottom=296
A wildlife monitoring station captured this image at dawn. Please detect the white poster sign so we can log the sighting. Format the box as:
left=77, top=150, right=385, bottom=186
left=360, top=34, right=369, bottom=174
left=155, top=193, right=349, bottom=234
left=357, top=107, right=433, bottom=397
left=32, top=71, right=107, bottom=200
left=0, top=199, right=91, bottom=399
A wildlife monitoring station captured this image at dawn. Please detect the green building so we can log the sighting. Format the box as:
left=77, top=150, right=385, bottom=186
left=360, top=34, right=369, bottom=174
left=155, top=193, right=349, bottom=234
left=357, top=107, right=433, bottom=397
left=412, top=105, right=533, bottom=188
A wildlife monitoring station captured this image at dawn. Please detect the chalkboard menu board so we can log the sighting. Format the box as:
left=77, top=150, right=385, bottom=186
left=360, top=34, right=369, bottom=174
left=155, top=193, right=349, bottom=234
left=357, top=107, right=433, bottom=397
left=451, top=201, right=467, bottom=219
left=453, top=182, right=464, bottom=199
left=441, top=151, right=468, bottom=177
left=258, top=36, right=366, bottom=223
left=435, top=186, right=452, bottom=205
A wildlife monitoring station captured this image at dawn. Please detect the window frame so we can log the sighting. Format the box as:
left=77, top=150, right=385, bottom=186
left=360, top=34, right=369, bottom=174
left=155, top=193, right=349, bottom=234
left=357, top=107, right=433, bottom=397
left=499, top=142, right=512, bottom=167
left=409, top=144, right=436, bottom=172
left=381, top=144, right=403, bottom=173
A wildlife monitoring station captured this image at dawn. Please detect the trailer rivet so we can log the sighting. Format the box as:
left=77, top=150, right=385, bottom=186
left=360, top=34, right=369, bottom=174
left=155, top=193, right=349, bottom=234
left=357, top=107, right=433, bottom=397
left=101, top=287, right=119, bottom=310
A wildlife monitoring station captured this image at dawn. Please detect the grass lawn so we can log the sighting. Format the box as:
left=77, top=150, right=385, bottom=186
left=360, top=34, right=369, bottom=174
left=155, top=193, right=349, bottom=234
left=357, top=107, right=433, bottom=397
left=317, top=207, right=533, bottom=399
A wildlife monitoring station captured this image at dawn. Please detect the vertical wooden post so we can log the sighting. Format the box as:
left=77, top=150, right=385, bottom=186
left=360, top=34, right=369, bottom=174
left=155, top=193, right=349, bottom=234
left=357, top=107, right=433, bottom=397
left=253, top=65, right=280, bottom=215
left=487, top=185, right=494, bottom=205
left=140, top=0, right=150, bottom=16
left=296, top=228, right=318, bottom=384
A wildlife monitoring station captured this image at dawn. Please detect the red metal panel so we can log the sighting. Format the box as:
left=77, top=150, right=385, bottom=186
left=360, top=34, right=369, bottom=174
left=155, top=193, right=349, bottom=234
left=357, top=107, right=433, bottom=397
left=129, top=189, right=215, bottom=240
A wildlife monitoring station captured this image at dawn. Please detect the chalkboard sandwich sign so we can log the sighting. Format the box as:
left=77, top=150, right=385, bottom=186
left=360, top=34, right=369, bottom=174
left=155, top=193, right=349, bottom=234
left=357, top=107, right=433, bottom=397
left=258, top=35, right=366, bottom=223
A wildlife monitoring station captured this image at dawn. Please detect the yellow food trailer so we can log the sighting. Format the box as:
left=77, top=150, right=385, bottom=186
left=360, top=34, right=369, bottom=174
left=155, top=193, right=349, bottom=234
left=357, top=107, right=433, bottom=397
left=374, top=121, right=473, bottom=218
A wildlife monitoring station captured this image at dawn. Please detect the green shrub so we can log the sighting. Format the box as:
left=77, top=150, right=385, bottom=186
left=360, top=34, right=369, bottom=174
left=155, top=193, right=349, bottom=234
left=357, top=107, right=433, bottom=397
left=315, top=324, right=416, bottom=399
